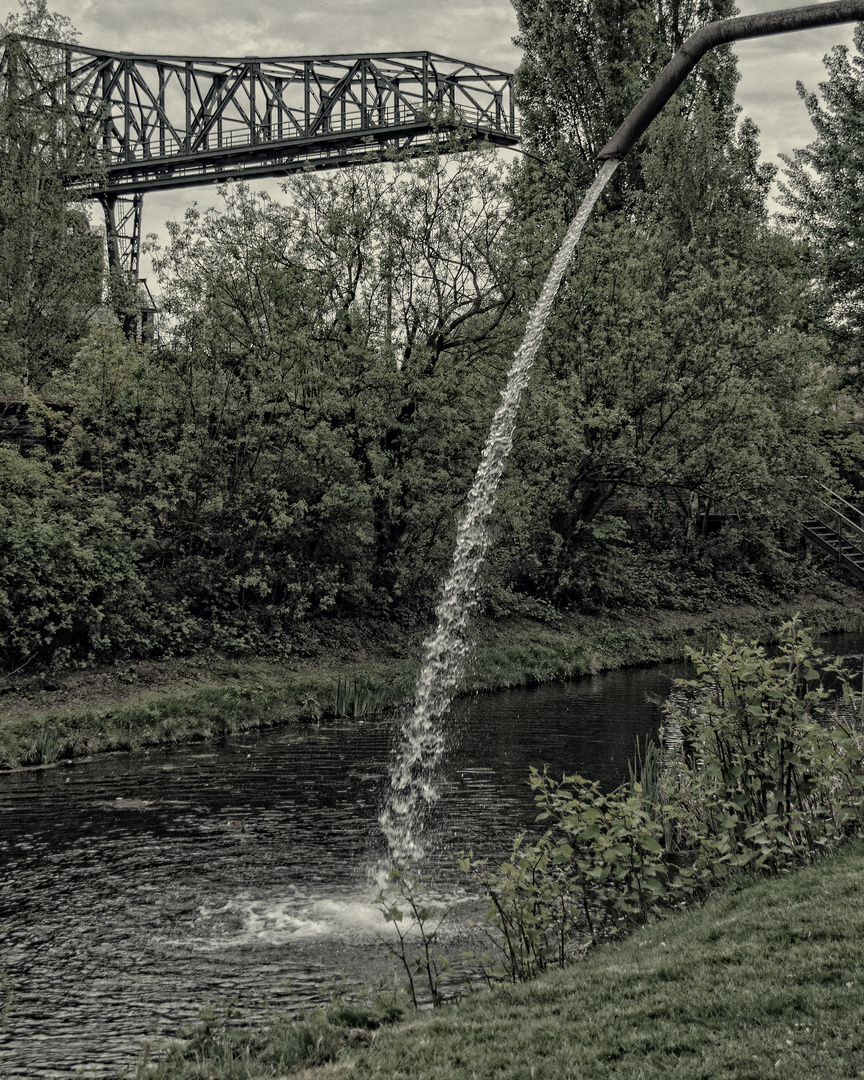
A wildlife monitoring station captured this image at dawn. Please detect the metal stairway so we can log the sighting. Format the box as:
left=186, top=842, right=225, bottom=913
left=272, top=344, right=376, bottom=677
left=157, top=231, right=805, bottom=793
left=802, top=487, right=864, bottom=583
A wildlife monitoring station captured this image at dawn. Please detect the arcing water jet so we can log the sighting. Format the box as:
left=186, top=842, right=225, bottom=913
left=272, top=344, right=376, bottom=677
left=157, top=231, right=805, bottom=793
left=380, top=0, right=864, bottom=864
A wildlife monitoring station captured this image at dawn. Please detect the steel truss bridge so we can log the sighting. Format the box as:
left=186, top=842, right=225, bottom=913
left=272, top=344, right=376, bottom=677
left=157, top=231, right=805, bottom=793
left=0, top=34, right=520, bottom=283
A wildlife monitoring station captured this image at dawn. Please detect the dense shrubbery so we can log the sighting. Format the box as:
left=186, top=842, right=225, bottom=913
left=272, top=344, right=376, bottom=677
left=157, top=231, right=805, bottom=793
left=663, top=624, right=864, bottom=878
left=368, top=621, right=864, bottom=1003
left=1, top=144, right=838, bottom=671
left=458, top=771, right=672, bottom=982
left=443, top=621, right=864, bottom=987
left=0, top=447, right=151, bottom=669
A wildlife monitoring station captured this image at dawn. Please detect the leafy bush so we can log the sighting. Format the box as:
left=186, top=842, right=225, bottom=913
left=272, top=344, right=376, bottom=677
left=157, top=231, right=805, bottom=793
left=662, top=619, right=864, bottom=884
left=460, top=833, right=578, bottom=983
left=0, top=447, right=150, bottom=670
left=458, top=619, right=864, bottom=985
left=460, top=761, right=672, bottom=983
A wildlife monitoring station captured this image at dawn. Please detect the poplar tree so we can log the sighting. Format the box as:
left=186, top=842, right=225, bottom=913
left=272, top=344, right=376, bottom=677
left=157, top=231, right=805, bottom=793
left=494, top=0, right=829, bottom=612
left=509, top=0, right=741, bottom=207
left=779, top=22, right=864, bottom=386
left=0, top=0, right=103, bottom=390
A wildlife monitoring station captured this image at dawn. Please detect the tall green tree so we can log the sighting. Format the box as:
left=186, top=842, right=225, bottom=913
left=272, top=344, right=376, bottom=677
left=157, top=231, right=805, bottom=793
left=0, top=0, right=103, bottom=390
left=509, top=0, right=741, bottom=208
left=489, top=211, right=829, bottom=612
left=779, top=22, right=864, bottom=388
left=490, top=0, right=829, bottom=613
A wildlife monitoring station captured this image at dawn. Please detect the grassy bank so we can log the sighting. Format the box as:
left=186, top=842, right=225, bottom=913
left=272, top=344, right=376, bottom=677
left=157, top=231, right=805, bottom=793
left=127, top=841, right=864, bottom=1079
left=2, top=585, right=864, bottom=769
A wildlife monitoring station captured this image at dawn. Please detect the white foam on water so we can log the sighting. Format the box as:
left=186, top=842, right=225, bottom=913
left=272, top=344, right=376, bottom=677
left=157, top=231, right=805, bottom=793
left=157, top=884, right=476, bottom=950
left=380, top=160, right=621, bottom=863
left=242, top=896, right=388, bottom=942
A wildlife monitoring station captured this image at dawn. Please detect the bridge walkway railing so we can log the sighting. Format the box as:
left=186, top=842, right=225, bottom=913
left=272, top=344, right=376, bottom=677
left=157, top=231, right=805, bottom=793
left=803, top=486, right=864, bottom=583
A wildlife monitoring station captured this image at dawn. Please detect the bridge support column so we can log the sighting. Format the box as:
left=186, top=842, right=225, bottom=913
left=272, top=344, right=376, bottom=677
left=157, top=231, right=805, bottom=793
left=100, top=191, right=148, bottom=338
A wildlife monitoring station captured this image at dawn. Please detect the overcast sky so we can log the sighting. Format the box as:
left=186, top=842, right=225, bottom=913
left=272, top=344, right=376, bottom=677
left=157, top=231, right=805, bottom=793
left=35, top=0, right=861, bottom=274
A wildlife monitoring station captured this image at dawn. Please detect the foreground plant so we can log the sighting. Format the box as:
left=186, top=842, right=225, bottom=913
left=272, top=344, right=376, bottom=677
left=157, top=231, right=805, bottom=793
left=663, top=617, right=864, bottom=885
left=459, top=831, right=581, bottom=983
left=374, top=862, right=458, bottom=1009
left=459, top=765, right=672, bottom=983
left=457, top=618, right=864, bottom=987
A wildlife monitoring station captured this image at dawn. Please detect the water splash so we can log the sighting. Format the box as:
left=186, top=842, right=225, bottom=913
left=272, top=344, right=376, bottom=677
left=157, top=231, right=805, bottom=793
left=379, top=159, right=621, bottom=862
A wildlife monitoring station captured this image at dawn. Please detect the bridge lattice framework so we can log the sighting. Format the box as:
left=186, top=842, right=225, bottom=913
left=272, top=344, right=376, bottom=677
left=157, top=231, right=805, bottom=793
left=0, top=35, right=520, bottom=281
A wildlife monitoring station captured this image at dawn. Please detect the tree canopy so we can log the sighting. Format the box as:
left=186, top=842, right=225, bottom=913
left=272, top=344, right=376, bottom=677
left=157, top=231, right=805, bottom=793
left=509, top=0, right=743, bottom=206
left=779, top=22, right=864, bottom=387
left=0, top=0, right=103, bottom=390
left=0, top=1, right=854, bottom=670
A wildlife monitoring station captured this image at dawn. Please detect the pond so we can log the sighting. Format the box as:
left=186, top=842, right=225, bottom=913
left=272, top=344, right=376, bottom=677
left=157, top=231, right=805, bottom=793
left=0, top=636, right=859, bottom=1077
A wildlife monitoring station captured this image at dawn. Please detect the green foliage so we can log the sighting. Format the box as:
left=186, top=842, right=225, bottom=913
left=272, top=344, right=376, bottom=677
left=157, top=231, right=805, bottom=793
left=491, top=0, right=832, bottom=615
left=638, top=100, right=776, bottom=248
left=510, top=0, right=740, bottom=202
left=0, top=445, right=149, bottom=670
left=375, top=862, right=458, bottom=1009
left=780, top=23, right=864, bottom=385
left=499, top=0, right=834, bottom=617
left=780, top=25, right=864, bottom=501
left=55, top=144, right=516, bottom=641
left=663, top=619, right=864, bottom=884
left=460, top=767, right=671, bottom=983
left=0, top=139, right=497, bottom=660
left=331, top=676, right=388, bottom=719
left=0, top=2, right=104, bottom=391
left=459, top=620, right=864, bottom=989
left=489, top=211, right=830, bottom=611
left=460, top=833, right=583, bottom=983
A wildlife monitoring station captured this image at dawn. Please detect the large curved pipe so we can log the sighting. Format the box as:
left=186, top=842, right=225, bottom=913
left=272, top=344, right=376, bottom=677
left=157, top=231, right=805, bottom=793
left=598, top=0, right=864, bottom=160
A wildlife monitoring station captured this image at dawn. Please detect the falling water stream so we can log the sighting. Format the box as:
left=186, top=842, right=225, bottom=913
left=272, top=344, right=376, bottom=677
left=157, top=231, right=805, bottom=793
left=380, top=160, right=620, bottom=860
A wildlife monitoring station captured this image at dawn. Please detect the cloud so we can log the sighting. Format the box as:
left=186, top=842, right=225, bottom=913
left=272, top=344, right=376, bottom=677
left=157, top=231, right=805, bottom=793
left=47, top=0, right=521, bottom=70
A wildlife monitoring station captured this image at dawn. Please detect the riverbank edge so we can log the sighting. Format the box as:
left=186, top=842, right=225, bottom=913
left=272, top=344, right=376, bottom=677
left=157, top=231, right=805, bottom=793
left=136, top=838, right=864, bottom=1080
left=2, top=586, right=863, bottom=770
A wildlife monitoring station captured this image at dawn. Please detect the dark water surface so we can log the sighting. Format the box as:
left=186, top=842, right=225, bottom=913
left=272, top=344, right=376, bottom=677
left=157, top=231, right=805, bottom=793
left=1, top=637, right=859, bottom=1077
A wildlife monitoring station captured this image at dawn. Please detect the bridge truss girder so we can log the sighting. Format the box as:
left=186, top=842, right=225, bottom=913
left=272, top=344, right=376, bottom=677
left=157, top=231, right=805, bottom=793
left=92, top=50, right=519, bottom=191
left=0, top=36, right=520, bottom=315
left=0, top=37, right=519, bottom=185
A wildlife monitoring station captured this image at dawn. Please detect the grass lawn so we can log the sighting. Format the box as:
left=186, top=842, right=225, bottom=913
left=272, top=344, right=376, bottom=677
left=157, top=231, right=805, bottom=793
left=132, top=842, right=864, bottom=1079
